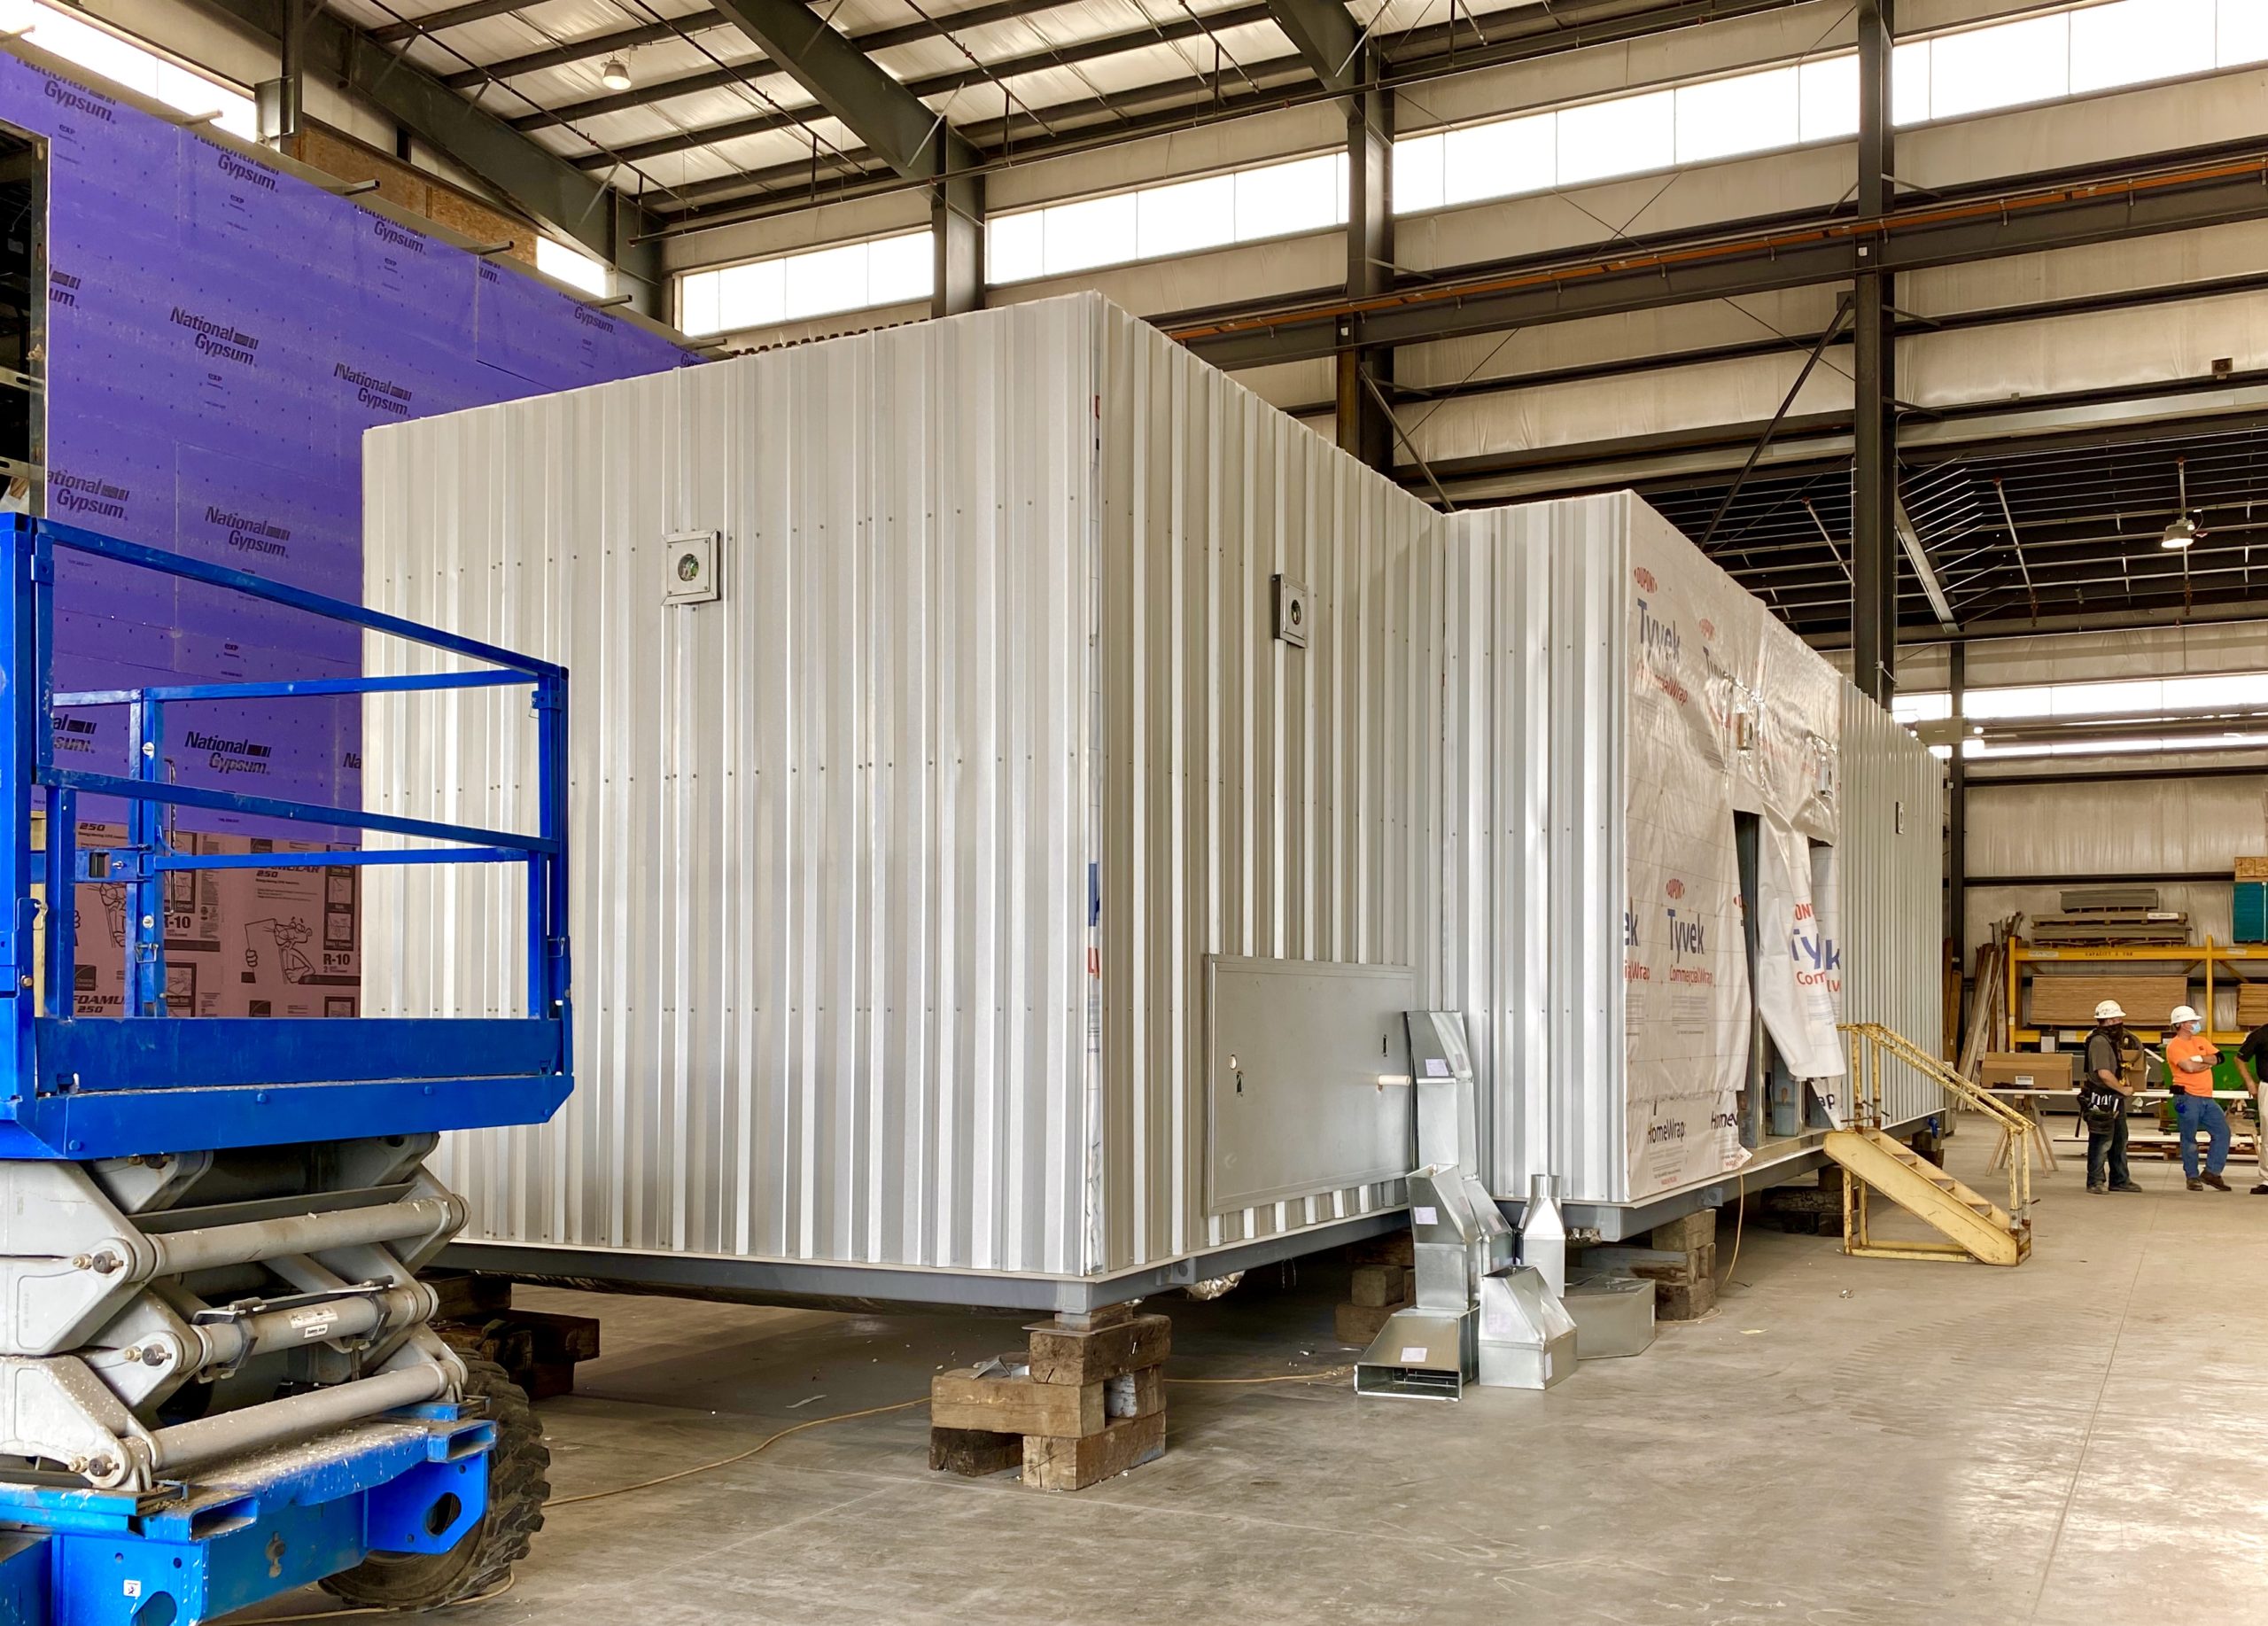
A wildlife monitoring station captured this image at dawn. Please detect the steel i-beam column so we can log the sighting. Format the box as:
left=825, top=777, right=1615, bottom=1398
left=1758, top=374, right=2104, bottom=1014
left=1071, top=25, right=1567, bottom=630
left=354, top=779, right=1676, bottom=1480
left=1852, top=0, right=1899, bottom=704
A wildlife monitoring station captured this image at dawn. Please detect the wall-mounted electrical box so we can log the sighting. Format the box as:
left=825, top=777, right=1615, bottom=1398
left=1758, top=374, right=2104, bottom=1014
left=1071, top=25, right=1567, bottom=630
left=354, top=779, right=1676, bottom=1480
left=664, top=530, right=722, bottom=606
left=1273, top=573, right=1310, bottom=648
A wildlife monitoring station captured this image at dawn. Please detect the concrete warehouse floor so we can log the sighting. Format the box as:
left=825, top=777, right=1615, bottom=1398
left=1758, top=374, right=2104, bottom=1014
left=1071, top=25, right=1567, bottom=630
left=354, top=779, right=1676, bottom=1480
left=243, top=1117, right=2268, bottom=1626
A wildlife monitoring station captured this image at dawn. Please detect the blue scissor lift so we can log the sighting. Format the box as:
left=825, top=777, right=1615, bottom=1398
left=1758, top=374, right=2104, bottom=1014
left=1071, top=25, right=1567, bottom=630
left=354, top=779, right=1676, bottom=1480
left=0, top=517, right=573, bottom=1625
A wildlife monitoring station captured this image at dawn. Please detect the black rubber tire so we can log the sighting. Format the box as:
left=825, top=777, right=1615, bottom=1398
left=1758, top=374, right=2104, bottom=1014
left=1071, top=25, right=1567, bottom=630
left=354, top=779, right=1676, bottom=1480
left=319, top=1357, right=549, bottom=1610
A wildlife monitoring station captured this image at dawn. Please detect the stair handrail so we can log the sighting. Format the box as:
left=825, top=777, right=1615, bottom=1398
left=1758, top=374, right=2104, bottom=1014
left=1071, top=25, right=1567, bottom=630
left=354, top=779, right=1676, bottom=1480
left=1838, top=1021, right=2034, bottom=1223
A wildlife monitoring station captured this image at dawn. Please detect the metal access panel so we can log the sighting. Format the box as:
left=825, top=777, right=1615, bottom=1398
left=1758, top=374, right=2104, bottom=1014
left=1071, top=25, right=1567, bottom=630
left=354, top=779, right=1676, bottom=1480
left=1205, top=957, right=1417, bottom=1214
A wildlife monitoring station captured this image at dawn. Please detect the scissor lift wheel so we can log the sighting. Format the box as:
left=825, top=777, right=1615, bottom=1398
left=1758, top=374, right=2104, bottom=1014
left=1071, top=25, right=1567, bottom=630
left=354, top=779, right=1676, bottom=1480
left=322, top=1358, right=551, bottom=1610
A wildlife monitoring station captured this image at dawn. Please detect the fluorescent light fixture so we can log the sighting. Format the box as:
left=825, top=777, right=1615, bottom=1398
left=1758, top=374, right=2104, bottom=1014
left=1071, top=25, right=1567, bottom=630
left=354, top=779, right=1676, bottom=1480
left=601, top=56, right=632, bottom=90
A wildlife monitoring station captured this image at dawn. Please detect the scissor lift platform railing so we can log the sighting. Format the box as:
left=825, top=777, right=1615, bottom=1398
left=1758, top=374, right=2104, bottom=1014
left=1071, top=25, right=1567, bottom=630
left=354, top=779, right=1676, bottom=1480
left=0, top=514, right=571, bottom=1158
left=0, top=515, right=575, bottom=1626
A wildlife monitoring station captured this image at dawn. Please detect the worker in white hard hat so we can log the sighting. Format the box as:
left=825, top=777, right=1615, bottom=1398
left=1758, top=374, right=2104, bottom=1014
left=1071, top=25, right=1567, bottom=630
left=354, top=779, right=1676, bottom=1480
left=2082, top=1000, right=2143, bottom=1194
left=2166, top=1004, right=2231, bottom=1191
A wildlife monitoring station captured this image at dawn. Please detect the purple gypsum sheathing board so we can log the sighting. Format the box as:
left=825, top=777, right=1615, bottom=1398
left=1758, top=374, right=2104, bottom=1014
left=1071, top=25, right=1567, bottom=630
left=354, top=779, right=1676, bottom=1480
left=11, top=48, right=692, bottom=833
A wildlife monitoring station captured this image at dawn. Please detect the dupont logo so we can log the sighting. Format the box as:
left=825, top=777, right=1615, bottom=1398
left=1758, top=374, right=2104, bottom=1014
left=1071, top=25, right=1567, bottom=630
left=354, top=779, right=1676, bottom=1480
left=214, top=151, right=278, bottom=191
left=49, top=269, right=80, bottom=309
left=171, top=307, right=260, bottom=367
left=372, top=218, right=428, bottom=254
left=42, top=78, right=117, bottom=122
left=1664, top=877, right=1686, bottom=900
left=50, top=469, right=130, bottom=520
left=334, top=362, right=413, bottom=417
left=1632, top=566, right=1658, bottom=592
left=204, top=504, right=291, bottom=558
left=1698, top=618, right=1716, bottom=640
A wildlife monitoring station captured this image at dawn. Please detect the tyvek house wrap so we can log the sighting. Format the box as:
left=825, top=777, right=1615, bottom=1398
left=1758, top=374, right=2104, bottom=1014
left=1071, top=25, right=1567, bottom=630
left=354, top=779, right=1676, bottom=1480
left=1449, top=494, right=1850, bottom=1203
left=1624, top=498, right=1845, bottom=1193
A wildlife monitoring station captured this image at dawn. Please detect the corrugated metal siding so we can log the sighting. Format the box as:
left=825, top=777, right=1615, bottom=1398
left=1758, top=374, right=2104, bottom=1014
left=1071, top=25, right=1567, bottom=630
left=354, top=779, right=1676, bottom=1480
left=364, top=292, right=1446, bottom=1282
left=1838, top=685, right=1948, bottom=1126
left=1444, top=496, right=1630, bottom=1205
left=364, top=298, right=1102, bottom=1275
left=1094, top=308, right=1444, bottom=1267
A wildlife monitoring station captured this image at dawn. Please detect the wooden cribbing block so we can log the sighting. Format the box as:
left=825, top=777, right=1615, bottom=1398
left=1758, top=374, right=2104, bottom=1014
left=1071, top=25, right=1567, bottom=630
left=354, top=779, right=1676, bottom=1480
left=1350, top=1232, right=1415, bottom=1268
left=1334, top=1298, right=1410, bottom=1345
left=1649, top=1210, right=1717, bottom=1253
left=423, top=1272, right=512, bottom=1321
left=1349, top=1264, right=1407, bottom=1307
left=1657, top=1277, right=1716, bottom=1321
left=1023, top=1412, right=1166, bottom=1491
left=1579, top=1244, right=1713, bottom=1286
left=930, top=1427, right=1023, bottom=1477
left=931, top=1369, right=1103, bottom=1437
left=1106, top=1366, right=1165, bottom=1420
left=1025, top=1313, right=1171, bottom=1384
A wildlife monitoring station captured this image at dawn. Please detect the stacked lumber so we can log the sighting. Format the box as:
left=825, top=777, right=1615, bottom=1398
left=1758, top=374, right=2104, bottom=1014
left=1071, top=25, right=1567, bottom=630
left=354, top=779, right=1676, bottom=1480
left=2027, top=888, right=2187, bottom=946
left=929, top=1305, right=1169, bottom=1491
left=427, top=1272, right=601, bottom=1400
left=1571, top=1210, right=1719, bottom=1320
left=2028, top=911, right=2188, bottom=945
left=1755, top=1167, right=1845, bottom=1236
left=1332, top=1233, right=1415, bottom=1346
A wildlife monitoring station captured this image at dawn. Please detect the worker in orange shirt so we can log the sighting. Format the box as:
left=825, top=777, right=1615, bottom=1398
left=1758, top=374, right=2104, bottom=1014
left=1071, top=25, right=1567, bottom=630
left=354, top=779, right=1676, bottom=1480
left=2167, top=1005, right=2231, bottom=1192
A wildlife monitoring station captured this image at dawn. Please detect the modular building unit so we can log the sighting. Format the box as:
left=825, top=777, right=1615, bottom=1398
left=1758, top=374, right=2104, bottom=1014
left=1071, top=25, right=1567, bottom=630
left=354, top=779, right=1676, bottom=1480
left=360, top=293, right=1942, bottom=1304
left=1444, top=498, right=1944, bottom=1233
left=361, top=293, right=1442, bottom=1309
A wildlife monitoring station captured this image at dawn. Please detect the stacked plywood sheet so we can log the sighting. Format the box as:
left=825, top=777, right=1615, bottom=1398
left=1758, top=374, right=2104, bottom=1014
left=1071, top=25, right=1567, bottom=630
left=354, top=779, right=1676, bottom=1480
left=2031, top=975, right=2188, bottom=1027
left=2238, top=982, right=2268, bottom=1026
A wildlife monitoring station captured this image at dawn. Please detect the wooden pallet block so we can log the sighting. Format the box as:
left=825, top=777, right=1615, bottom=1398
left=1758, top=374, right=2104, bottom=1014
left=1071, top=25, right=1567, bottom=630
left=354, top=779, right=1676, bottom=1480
left=1649, top=1210, right=1717, bottom=1253
left=1333, top=1297, right=1410, bottom=1345
left=1349, top=1264, right=1408, bottom=1307
left=1657, top=1276, right=1718, bottom=1321
left=930, top=1427, right=1023, bottom=1477
left=1023, top=1412, right=1167, bottom=1491
left=931, top=1369, right=1103, bottom=1437
left=1350, top=1233, right=1416, bottom=1268
left=1025, top=1314, right=1171, bottom=1384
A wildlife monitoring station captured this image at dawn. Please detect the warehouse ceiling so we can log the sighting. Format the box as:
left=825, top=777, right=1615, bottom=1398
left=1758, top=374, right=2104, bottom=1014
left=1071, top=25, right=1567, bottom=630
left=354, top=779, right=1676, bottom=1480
left=318, top=0, right=1724, bottom=227
left=1642, top=424, right=2268, bottom=642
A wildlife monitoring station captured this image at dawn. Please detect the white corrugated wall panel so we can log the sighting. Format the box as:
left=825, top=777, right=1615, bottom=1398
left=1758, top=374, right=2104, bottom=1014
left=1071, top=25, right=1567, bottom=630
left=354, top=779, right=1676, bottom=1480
left=364, top=299, right=1102, bottom=1276
left=1445, top=495, right=1631, bottom=1204
left=1839, top=686, right=1948, bottom=1125
left=1094, top=307, right=1446, bottom=1267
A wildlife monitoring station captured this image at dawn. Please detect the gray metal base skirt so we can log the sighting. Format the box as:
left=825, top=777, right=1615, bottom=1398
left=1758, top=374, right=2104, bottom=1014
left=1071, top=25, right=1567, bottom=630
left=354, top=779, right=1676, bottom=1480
left=444, top=1116, right=1936, bottom=1314
left=440, top=1209, right=1409, bottom=1317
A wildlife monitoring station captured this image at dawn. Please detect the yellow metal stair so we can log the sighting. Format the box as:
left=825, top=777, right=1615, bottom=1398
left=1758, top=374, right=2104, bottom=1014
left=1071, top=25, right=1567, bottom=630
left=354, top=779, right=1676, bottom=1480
left=1832, top=1023, right=2038, bottom=1268
left=1823, top=1126, right=2032, bottom=1267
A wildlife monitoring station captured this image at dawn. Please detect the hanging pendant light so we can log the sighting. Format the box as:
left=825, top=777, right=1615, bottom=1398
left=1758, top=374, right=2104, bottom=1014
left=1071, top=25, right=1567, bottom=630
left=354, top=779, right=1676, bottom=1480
left=2161, top=456, right=2201, bottom=549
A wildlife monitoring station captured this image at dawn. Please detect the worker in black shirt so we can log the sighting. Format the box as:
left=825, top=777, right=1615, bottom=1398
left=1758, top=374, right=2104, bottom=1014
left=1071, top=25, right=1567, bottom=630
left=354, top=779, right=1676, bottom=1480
left=2084, top=1000, right=2145, bottom=1194
left=2237, top=1019, right=2268, bottom=1194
